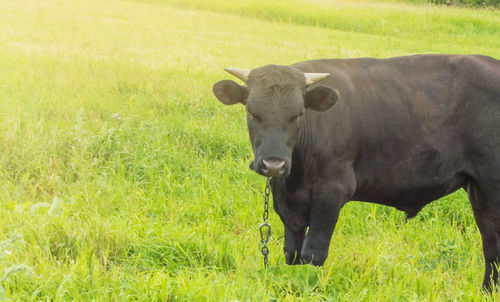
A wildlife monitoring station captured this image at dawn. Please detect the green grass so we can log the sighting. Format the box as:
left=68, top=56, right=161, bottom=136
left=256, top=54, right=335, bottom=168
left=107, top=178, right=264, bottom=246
left=0, top=0, right=499, bottom=300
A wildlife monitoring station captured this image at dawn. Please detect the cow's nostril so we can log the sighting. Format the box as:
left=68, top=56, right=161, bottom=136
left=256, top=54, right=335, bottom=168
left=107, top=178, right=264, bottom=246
left=262, top=159, right=286, bottom=170
left=261, top=159, right=287, bottom=177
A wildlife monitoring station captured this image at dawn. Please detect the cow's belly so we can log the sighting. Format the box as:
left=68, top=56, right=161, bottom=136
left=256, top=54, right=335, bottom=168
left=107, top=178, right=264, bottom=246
left=352, top=154, right=468, bottom=216
left=356, top=176, right=465, bottom=203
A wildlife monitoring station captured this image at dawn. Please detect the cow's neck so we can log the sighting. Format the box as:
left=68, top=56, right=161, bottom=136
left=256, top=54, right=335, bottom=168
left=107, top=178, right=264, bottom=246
left=283, top=113, right=319, bottom=190
left=295, top=112, right=319, bottom=175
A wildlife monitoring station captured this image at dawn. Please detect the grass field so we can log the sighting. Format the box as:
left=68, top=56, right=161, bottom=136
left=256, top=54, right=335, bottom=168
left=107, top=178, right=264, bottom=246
left=0, top=0, right=500, bottom=300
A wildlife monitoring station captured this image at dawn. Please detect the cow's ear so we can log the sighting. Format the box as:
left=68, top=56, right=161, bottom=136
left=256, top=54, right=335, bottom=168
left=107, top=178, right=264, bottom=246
left=212, top=80, right=248, bottom=105
left=304, top=85, right=338, bottom=112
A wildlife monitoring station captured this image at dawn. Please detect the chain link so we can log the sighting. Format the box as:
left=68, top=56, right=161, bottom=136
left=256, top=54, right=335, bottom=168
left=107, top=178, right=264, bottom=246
left=259, top=177, right=272, bottom=268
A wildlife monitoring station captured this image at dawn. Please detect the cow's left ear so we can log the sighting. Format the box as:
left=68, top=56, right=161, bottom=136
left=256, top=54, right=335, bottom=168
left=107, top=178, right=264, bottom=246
left=213, top=80, right=248, bottom=105
left=304, top=86, right=338, bottom=112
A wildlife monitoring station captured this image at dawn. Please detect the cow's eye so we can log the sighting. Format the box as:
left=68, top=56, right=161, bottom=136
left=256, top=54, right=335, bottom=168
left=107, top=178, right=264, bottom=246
left=290, top=114, right=304, bottom=123
left=247, top=112, right=261, bottom=121
left=247, top=111, right=263, bottom=122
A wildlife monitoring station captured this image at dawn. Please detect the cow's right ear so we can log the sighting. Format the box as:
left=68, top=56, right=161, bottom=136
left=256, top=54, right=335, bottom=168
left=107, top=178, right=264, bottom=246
left=212, top=80, right=248, bottom=105
left=304, top=85, right=338, bottom=112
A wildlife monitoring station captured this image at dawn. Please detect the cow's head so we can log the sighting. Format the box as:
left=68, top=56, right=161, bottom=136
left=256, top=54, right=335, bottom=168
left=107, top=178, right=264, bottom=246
left=213, top=65, right=338, bottom=177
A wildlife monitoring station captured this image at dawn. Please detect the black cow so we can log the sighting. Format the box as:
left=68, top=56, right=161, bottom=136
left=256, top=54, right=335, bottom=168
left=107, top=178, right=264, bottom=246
left=212, top=54, right=500, bottom=289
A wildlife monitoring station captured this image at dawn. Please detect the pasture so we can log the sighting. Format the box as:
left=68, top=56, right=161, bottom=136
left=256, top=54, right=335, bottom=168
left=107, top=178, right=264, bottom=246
left=0, top=0, right=500, bottom=300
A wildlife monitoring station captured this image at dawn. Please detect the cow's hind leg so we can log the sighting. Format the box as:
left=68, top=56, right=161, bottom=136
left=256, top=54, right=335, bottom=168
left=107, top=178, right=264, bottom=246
left=467, top=181, right=499, bottom=290
left=284, top=226, right=305, bottom=265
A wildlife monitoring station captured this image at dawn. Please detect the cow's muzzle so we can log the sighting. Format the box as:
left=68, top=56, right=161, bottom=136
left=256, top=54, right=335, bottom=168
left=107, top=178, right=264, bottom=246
left=260, top=158, right=287, bottom=177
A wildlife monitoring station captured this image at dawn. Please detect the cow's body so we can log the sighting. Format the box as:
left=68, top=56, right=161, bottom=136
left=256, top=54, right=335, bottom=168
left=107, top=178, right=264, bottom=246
left=213, top=54, right=500, bottom=289
left=277, top=54, right=500, bottom=223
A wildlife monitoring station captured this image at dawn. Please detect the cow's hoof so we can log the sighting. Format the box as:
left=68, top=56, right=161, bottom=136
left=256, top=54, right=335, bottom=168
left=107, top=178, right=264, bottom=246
left=482, top=280, right=496, bottom=293
left=300, top=253, right=326, bottom=266
left=285, top=251, right=302, bottom=265
left=300, top=255, right=313, bottom=265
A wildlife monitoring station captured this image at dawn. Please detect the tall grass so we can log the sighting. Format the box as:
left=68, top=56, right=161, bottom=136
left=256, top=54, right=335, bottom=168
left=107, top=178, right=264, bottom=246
left=0, top=0, right=499, bottom=300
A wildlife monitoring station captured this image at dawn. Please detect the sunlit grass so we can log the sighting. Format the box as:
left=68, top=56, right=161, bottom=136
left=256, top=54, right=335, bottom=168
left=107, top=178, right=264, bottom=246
left=0, top=0, right=499, bottom=300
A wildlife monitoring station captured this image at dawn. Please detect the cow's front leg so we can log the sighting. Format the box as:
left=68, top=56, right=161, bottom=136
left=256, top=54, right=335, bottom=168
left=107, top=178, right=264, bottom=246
left=284, top=225, right=305, bottom=265
left=301, top=190, right=345, bottom=266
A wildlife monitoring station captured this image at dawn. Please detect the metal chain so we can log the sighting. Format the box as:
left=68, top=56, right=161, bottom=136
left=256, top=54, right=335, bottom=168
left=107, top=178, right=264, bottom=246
left=259, top=177, right=272, bottom=268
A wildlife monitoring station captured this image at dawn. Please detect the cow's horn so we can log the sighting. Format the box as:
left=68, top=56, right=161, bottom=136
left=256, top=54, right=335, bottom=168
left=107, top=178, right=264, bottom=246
left=224, top=68, right=250, bottom=82
left=304, top=73, right=330, bottom=85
